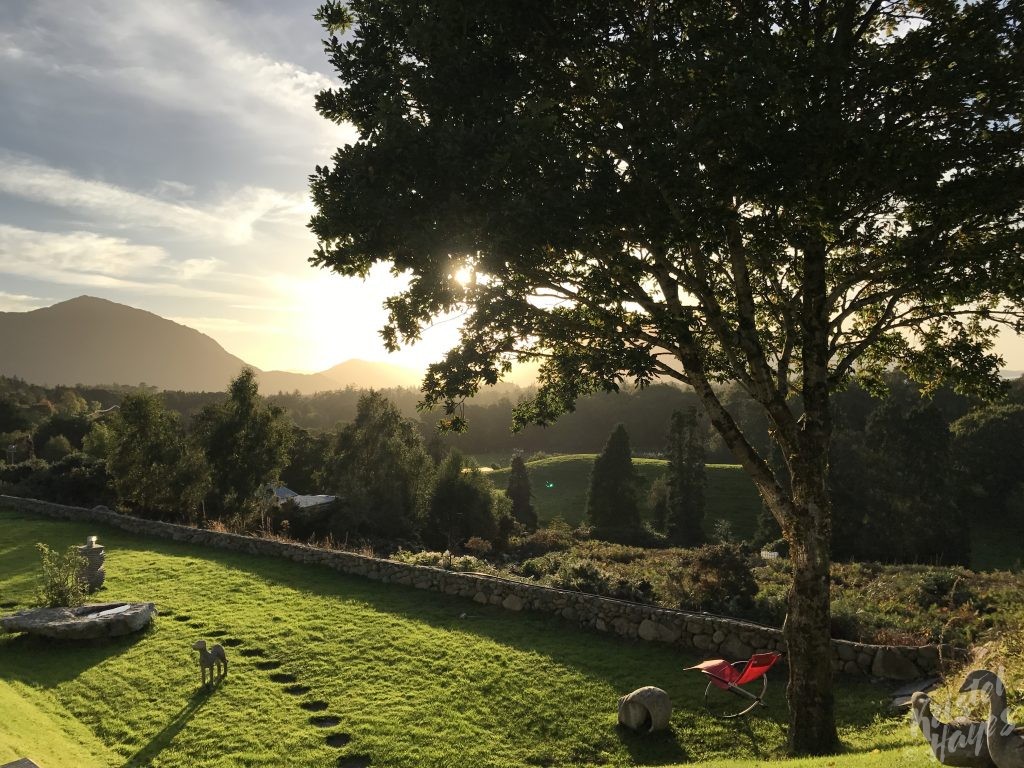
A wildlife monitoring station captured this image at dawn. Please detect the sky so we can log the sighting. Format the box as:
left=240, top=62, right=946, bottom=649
left=0, top=0, right=462, bottom=374
left=0, top=2, right=1021, bottom=375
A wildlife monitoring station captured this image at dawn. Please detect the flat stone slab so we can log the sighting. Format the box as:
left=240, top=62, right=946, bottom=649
left=2, top=760, right=42, bottom=768
left=0, top=602, right=156, bottom=640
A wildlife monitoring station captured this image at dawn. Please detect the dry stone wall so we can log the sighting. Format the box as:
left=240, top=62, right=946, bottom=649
left=1, top=494, right=957, bottom=680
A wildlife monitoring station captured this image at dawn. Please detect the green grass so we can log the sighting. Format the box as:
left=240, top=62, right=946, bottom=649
left=487, top=455, right=762, bottom=537
left=0, top=507, right=933, bottom=767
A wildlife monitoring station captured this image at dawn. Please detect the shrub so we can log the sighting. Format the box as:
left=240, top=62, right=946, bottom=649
left=39, top=435, right=74, bottom=463
left=35, top=543, right=87, bottom=608
left=517, top=552, right=566, bottom=579
left=664, top=543, right=759, bottom=613
left=916, top=569, right=975, bottom=609
left=508, top=518, right=574, bottom=558
left=550, top=558, right=611, bottom=593
left=390, top=550, right=489, bottom=573
left=464, top=536, right=493, bottom=557
left=0, top=458, right=49, bottom=487
left=10, top=454, right=113, bottom=506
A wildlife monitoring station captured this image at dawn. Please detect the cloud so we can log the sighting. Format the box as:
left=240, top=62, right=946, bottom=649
left=0, top=1, right=355, bottom=159
left=0, top=152, right=305, bottom=245
left=0, top=224, right=237, bottom=299
left=0, top=291, right=50, bottom=312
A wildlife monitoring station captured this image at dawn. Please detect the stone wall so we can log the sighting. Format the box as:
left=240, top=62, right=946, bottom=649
left=1, top=494, right=957, bottom=680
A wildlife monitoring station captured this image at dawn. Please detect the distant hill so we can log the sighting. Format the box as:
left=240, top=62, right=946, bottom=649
left=0, top=296, right=421, bottom=394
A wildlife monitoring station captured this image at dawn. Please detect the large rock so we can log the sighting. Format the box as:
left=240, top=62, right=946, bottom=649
left=0, top=602, right=156, bottom=640
left=872, top=647, right=921, bottom=681
left=617, top=686, right=672, bottom=733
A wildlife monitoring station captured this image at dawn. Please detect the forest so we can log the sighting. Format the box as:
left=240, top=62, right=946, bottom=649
left=2, top=370, right=1023, bottom=571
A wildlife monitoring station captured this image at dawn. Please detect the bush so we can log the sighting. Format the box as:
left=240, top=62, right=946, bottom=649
left=391, top=550, right=489, bottom=573
left=508, top=518, right=574, bottom=558
left=0, top=458, right=49, bottom=487
left=35, top=543, right=87, bottom=608
left=664, top=543, right=759, bottom=613
left=39, top=435, right=74, bottom=463
left=916, top=569, right=975, bottom=609
left=464, top=536, right=493, bottom=557
left=9, top=454, right=113, bottom=506
left=517, top=552, right=566, bottom=579
left=550, top=558, right=611, bottom=593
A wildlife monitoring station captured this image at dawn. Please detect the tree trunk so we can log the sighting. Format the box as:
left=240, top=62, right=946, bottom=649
left=784, top=470, right=840, bottom=756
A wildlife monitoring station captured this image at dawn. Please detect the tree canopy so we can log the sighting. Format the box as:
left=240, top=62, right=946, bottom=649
left=310, top=0, right=1023, bottom=754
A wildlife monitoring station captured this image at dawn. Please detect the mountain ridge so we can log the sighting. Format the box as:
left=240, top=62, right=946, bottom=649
left=0, top=296, right=422, bottom=394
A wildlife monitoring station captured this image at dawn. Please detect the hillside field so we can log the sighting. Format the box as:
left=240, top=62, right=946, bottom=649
left=486, top=456, right=762, bottom=538
left=0, top=506, right=937, bottom=768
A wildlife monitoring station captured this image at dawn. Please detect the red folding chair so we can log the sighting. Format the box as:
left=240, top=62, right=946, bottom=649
left=685, top=651, right=784, bottom=719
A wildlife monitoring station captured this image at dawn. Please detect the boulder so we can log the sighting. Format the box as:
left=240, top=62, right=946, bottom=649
left=0, top=603, right=156, bottom=640
left=871, top=647, right=921, bottom=681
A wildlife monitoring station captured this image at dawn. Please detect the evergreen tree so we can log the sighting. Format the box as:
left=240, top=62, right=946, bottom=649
left=665, top=408, right=706, bottom=546
left=422, top=450, right=497, bottom=550
left=648, top=475, right=669, bottom=533
left=192, top=368, right=293, bottom=520
left=107, top=392, right=210, bottom=523
left=505, top=454, right=537, bottom=531
left=326, top=391, right=433, bottom=538
left=585, top=424, right=639, bottom=534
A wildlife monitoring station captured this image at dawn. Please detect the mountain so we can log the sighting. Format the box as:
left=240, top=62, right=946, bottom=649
left=0, top=296, right=421, bottom=394
left=318, top=359, right=421, bottom=389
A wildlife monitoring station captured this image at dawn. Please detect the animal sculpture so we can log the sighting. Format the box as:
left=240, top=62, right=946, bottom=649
left=959, top=670, right=1024, bottom=768
left=910, top=690, right=995, bottom=767
left=192, top=639, right=228, bottom=687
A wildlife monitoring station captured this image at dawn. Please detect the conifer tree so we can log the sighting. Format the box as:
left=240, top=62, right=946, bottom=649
left=665, top=408, right=706, bottom=546
left=585, top=424, right=640, bottom=533
left=505, top=454, right=537, bottom=531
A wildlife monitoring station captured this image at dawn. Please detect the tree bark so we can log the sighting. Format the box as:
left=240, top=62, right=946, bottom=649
left=784, top=471, right=840, bottom=755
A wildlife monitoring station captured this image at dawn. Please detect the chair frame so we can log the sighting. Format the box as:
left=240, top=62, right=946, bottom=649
left=687, top=652, right=783, bottom=719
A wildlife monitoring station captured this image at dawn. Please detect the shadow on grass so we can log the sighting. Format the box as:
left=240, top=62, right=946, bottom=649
left=617, top=724, right=691, bottom=764
left=0, top=629, right=151, bottom=687
left=120, top=685, right=214, bottom=768
left=0, top=509, right=898, bottom=761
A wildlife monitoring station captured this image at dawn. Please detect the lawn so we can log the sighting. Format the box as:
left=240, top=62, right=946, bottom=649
left=486, top=456, right=762, bottom=538
left=0, top=507, right=933, bottom=767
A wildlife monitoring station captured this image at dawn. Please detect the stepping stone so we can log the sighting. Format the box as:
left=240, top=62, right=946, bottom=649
left=310, top=715, right=341, bottom=728
left=325, top=733, right=351, bottom=748
left=301, top=701, right=330, bottom=712
left=240, top=648, right=266, bottom=657
left=1, top=759, right=43, bottom=768
left=269, top=672, right=297, bottom=684
left=337, top=756, right=371, bottom=768
left=255, top=660, right=281, bottom=671
left=223, top=638, right=244, bottom=647
left=173, top=615, right=192, bottom=622
left=283, top=684, right=311, bottom=696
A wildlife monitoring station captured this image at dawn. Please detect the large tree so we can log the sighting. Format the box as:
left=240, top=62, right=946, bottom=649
left=585, top=423, right=641, bottom=534
left=107, top=392, right=210, bottom=522
left=665, top=408, right=707, bottom=547
left=309, top=1, right=1024, bottom=753
left=193, top=369, right=292, bottom=520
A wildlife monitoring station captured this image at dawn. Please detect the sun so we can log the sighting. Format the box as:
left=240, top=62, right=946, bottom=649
left=453, top=266, right=474, bottom=286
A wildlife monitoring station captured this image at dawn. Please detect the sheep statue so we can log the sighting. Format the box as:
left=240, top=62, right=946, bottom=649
left=192, top=639, right=228, bottom=687
left=618, top=686, right=672, bottom=734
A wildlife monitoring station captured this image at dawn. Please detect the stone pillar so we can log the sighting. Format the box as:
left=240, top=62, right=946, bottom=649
left=78, top=536, right=105, bottom=592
